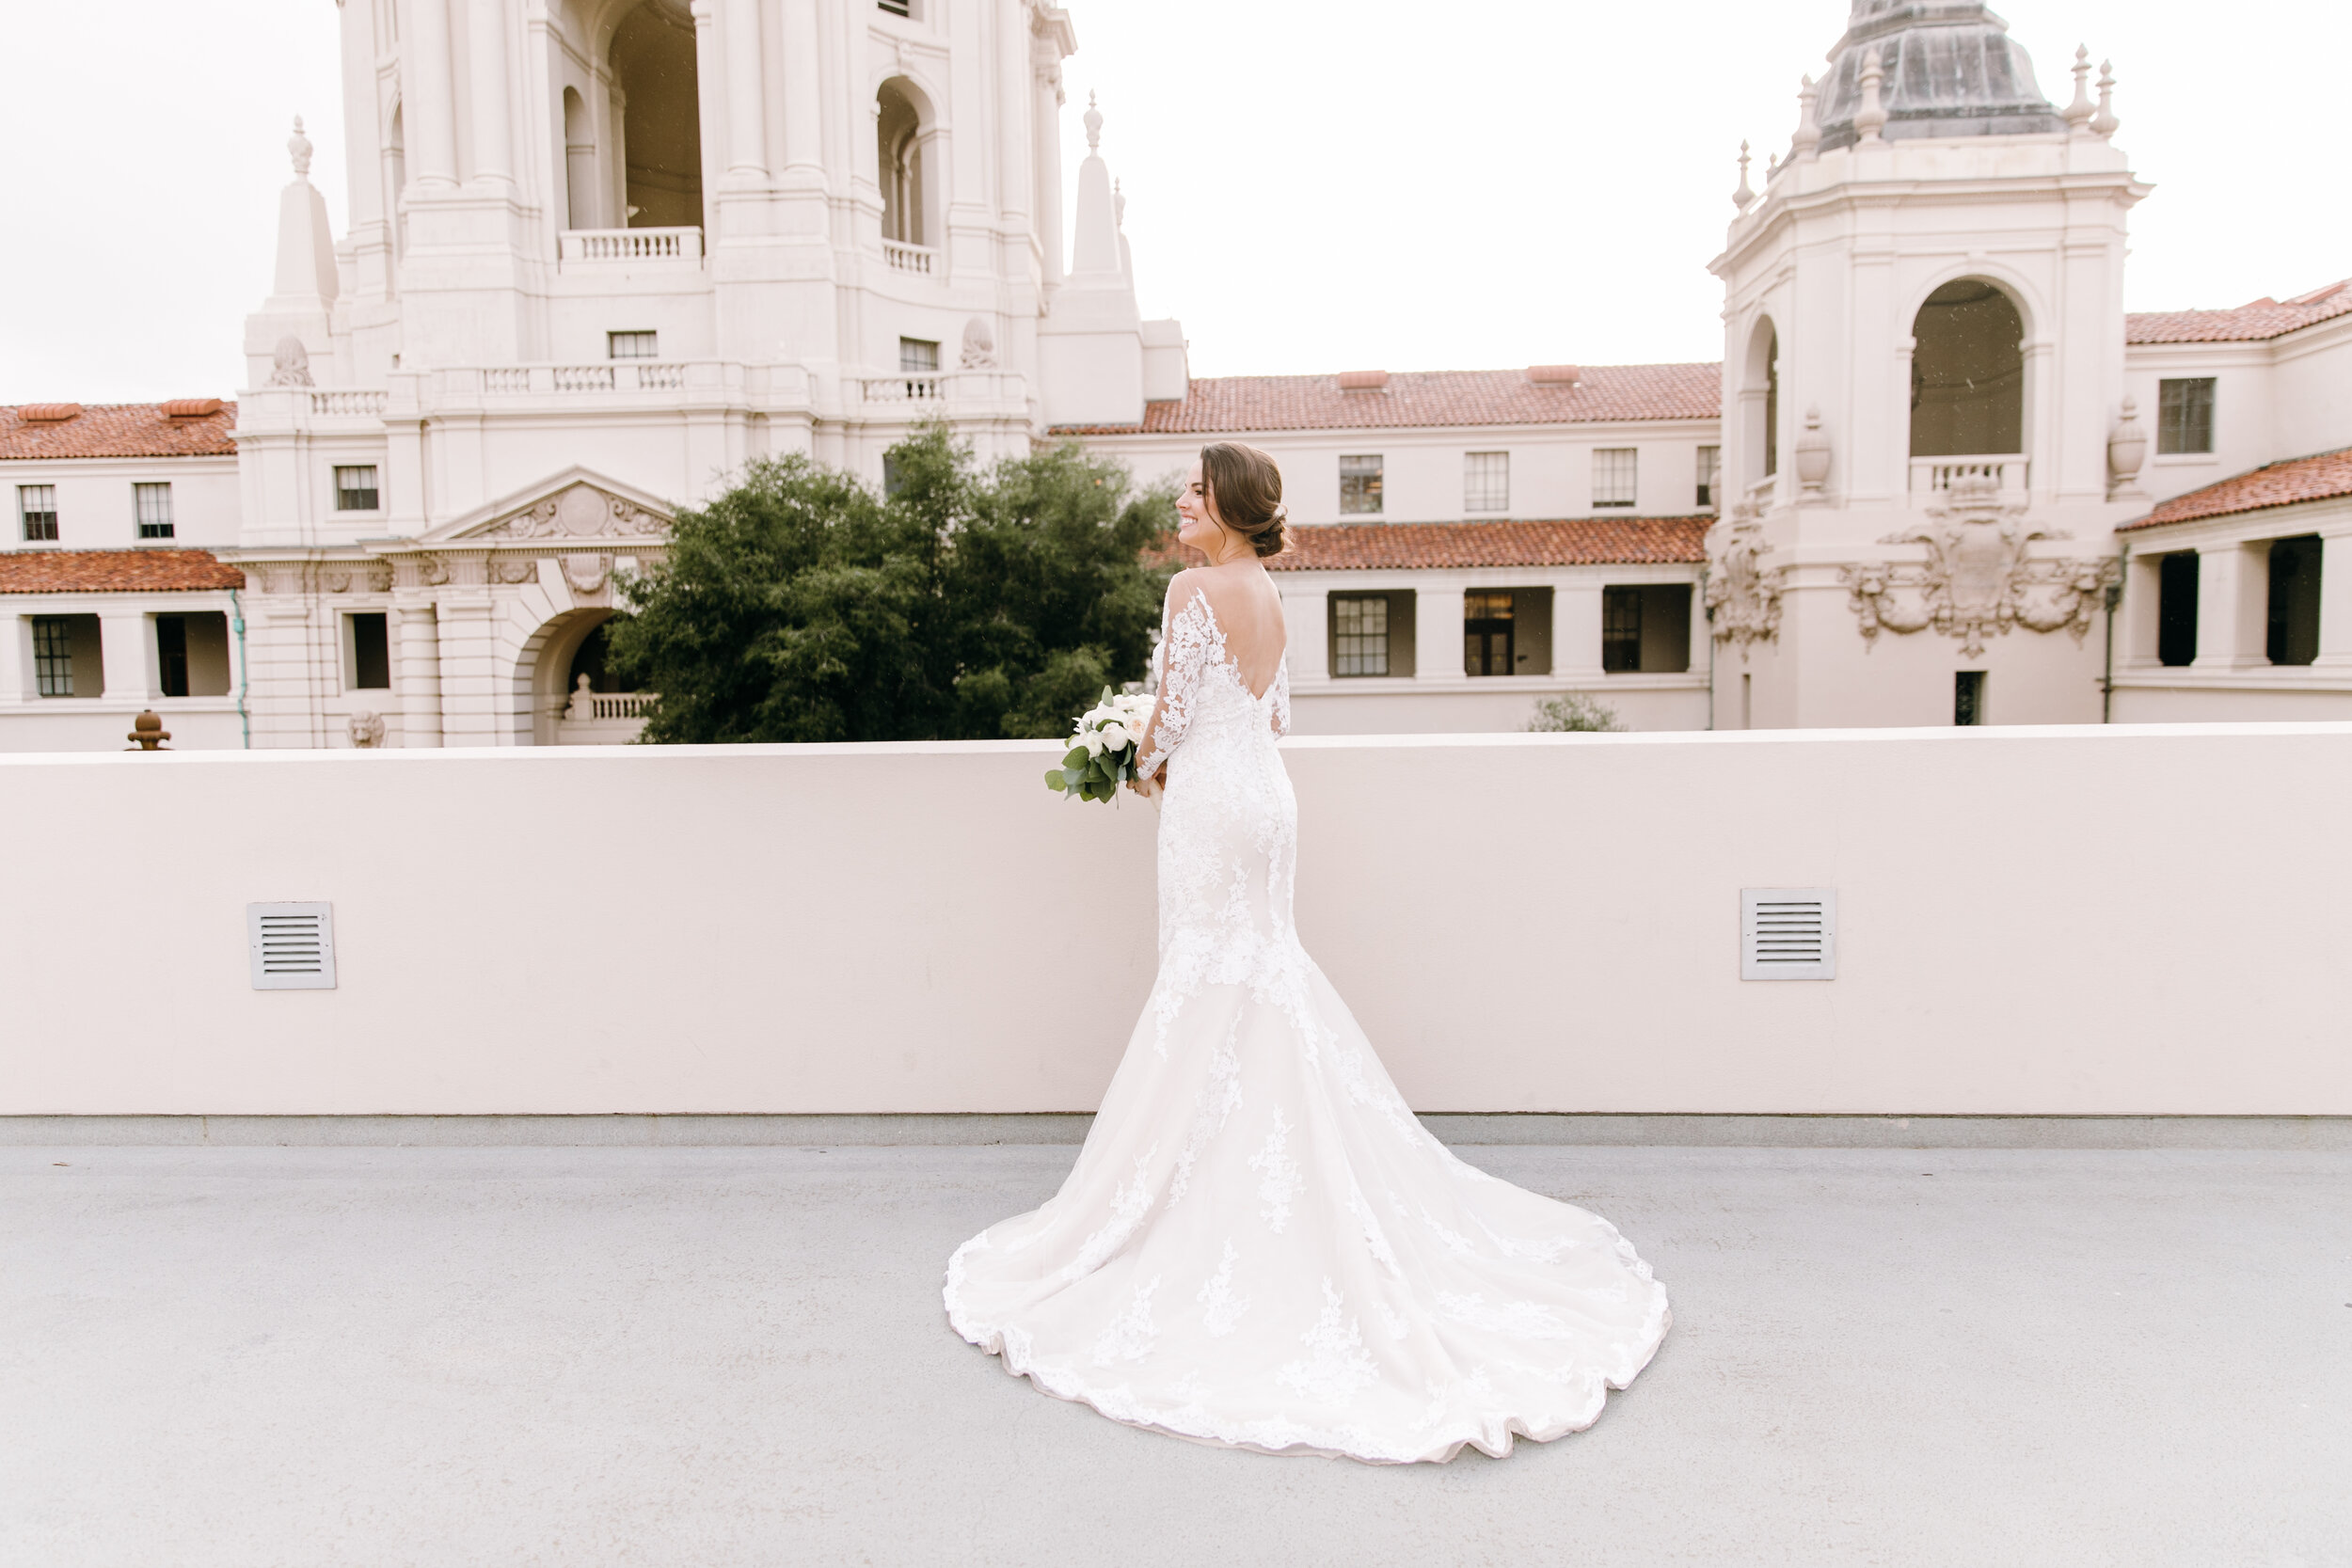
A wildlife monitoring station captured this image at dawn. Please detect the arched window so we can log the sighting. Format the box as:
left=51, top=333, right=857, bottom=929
left=1742, top=318, right=1779, bottom=485
left=562, top=87, right=597, bottom=230
left=610, top=0, right=702, bottom=230
left=877, top=78, right=925, bottom=245
left=1910, top=279, right=2025, bottom=457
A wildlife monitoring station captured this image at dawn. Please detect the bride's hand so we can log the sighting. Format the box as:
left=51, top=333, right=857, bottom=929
left=1127, top=768, right=1159, bottom=800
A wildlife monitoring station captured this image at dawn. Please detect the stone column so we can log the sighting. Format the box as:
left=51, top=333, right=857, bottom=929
left=1282, top=587, right=1328, bottom=683
left=1553, top=583, right=1608, bottom=678
left=99, top=612, right=160, bottom=704
left=433, top=596, right=498, bottom=746
left=723, top=0, right=767, bottom=180
left=690, top=1, right=726, bottom=234
left=467, top=0, right=514, bottom=185
left=1415, top=585, right=1468, bottom=685
left=780, top=0, right=823, bottom=182
left=1032, top=53, right=1064, bottom=286
left=2312, top=527, right=2352, bottom=671
left=0, top=613, right=28, bottom=700
left=398, top=601, right=443, bottom=747
left=400, top=0, right=460, bottom=189
left=2191, top=542, right=2267, bottom=671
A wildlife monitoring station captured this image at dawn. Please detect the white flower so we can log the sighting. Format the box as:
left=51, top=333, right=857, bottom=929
left=1082, top=730, right=1107, bottom=757
left=1099, top=721, right=1131, bottom=750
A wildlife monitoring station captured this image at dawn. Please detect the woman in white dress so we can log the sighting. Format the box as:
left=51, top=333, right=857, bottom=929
left=945, top=442, right=1668, bottom=1464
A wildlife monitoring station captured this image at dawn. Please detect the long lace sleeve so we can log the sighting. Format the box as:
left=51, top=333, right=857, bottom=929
left=1136, top=588, right=1214, bottom=781
left=1268, top=657, right=1291, bottom=737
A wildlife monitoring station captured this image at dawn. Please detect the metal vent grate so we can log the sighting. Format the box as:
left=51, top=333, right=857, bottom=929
left=1740, top=889, right=1836, bottom=981
left=247, top=903, right=337, bottom=990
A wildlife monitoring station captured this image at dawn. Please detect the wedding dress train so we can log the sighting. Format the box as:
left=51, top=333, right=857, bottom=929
left=945, top=589, right=1669, bottom=1463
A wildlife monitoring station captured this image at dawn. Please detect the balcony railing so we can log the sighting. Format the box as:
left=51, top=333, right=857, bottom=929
left=882, top=240, right=937, bottom=276
left=456, top=364, right=691, bottom=396
left=309, top=391, right=388, bottom=417
left=580, top=691, right=654, bottom=721
left=557, top=227, right=705, bottom=268
left=866, top=375, right=943, bottom=402
left=1910, top=455, right=2029, bottom=499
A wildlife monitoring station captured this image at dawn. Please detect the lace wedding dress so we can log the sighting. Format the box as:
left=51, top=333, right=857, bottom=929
left=945, top=587, right=1669, bottom=1464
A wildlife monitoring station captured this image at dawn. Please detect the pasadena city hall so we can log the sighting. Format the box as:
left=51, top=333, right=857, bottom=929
left=2, top=0, right=2348, bottom=750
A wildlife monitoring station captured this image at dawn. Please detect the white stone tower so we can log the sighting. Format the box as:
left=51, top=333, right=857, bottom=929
left=1707, top=1, right=2147, bottom=729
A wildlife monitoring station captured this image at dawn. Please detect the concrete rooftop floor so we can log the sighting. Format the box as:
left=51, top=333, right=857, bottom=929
left=3, top=1140, right=2347, bottom=1567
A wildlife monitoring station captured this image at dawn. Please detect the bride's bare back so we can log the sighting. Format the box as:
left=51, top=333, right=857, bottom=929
left=1176, top=562, right=1286, bottom=699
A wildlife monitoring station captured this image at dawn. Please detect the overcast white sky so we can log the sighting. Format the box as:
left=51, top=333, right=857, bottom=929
left=1, top=0, right=2343, bottom=403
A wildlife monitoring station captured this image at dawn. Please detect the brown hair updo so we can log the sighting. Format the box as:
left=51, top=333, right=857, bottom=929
left=1200, top=441, right=1288, bottom=558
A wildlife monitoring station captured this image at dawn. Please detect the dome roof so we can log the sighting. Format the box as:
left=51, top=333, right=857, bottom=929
left=1813, top=2, right=2062, bottom=151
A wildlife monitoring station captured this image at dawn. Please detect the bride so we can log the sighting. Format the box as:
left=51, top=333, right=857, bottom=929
left=945, top=441, right=1669, bottom=1464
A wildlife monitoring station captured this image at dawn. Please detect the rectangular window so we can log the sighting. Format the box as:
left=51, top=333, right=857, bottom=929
left=1331, top=594, right=1390, bottom=676
left=899, top=337, right=941, bottom=373
left=1593, top=448, right=1638, bottom=509
left=1339, top=455, right=1383, bottom=516
left=2157, top=378, right=2216, bottom=455
left=1601, top=584, right=1694, bottom=673
left=2266, top=534, right=2323, bottom=667
left=2157, top=552, right=2201, bottom=667
left=1954, top=670, right=1986, bottom=727
left=19, top=483, right=57, bottom=542
left=1696, top=445, right=1721, bottom=509
left=1464, top=590, right=1515, bottom=677
left=607, top=330, right=659, bottom=359
left=1602, top=588, right=1643, bottom=673
left=335, top=465, right=381, bottom=512
left=135, top=482, right=174, bottom=539
left=349, top=612, right=392, bottom=690
left=156, top=614, right=189, bottom=698
left=32, top=616, right=75, bottom=696
left=878, top=0, right=912, bottom=14
left=1463, top=451, right=1508, bottom=514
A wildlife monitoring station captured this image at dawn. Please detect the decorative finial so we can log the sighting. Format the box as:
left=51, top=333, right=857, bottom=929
left=1083, top=90, right=1103, bottom=153
left=2062, top=45, right=2094, bottom=134
left=2090, top=60, right=2120, bottom=138
left=1732, top=141, right=1755, bottom=211
left=1114, top=178, right=1126, bottom=229
left=1853, top=47, right=1887, bottom=145
left=1792, top=73, right=1821, bottom=164
left=287, top=115, right=313, bottom=178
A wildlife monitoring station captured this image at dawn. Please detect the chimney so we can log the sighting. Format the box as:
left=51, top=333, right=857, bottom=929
left=1337, top=371, right=1390, bottom=391
left=1527, top=365, right=1581, bottom=387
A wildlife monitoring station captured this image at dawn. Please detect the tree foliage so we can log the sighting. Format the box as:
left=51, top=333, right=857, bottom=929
left=607, top=426, right=1176, bottom=743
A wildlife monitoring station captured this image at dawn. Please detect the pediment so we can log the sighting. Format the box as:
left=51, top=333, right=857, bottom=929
left=419, top=467, right=676, bottom=546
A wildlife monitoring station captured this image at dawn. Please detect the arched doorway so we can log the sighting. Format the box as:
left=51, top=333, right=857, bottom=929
left=877, top=76, right=932, bottom=248
left=1910, top=279, right=2025, bottom=460
left=610, top=0, right=702, bottom=230
left=526, top=609, right=649, bottom=745
left=562, top=86, right=598, bottom=230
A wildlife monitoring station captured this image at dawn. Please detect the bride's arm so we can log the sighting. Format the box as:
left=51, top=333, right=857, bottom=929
left=1130, top=577, right=1205, bottom=794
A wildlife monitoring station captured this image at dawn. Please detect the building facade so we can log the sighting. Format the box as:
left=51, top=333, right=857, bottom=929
left=3, top=0, right=2348, bottom=748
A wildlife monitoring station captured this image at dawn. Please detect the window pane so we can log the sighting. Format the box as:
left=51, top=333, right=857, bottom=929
left=2157, top=378, right=2216, bottom=455
left=2266, top=535, right=2323, bottom=666
left=1332, top=594, right=1390, bottom=676
left=1593, top=448, right=1637, bottom=508
left=351, top=612, right=392, bottom=690
left=156, top=615, right=190, bottom=698
left=32, top=616, right=74, bottom=696
left=1602, top=587, right=1643, bottom=673
left=608, top=330, right=659, bottom=359
left=335, top=466, right=380, bottom=512
left=1339, top=454, right=1383, bottom=515
left=2157, top=552, right=2200, bottom=666
left=1463, top=591, right=1515, bottom=676
left=1464, top=451, right=1508, bottom=514
left=19, top=483, right=57, bottom=542
left=1696, top=445, right=1721, bottom=509
left=135, top=482, right=174, bottom=539
left=899, top=337, right=940, bottom=373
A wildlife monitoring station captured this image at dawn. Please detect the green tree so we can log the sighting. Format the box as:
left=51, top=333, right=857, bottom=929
left=608, top=426, right=1175, bottom=743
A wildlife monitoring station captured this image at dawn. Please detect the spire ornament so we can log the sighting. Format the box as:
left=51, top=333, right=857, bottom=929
left=1083, top=90, right=1103, bottom=152
left=1732, top=141, right=1755, bottom=211
left=287, top=115, right=313, bottom=178
left=2062, top=46, right=2093, bottom=134
left=2090, top=60, right=2120, bottom=138
left=1792, top=74, right=1821, bottom=164
left=1853, top=47, right=1888, bottom=145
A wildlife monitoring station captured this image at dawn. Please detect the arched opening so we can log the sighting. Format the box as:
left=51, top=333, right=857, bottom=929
left=562, top=86, right=598, bottom=230
left=385, top=106, right=406, bottom=277
left=1910, top=279, right=2025, bottom=457
left=877, top=77, right=927, bottom=245
left=609, top=0, right=702, bottom=230
left=524, top=608, right=649, bottom=746
left=567, top=618, right=641, bottom=696
left=1741, top=318, right=1779, bottom=486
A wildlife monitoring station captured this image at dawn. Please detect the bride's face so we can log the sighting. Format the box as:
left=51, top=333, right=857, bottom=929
left=1176, top=461, right=1224, bottom=552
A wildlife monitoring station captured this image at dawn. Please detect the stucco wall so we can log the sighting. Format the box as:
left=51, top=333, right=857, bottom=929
left=4, top=726, right=2348, bottom=1117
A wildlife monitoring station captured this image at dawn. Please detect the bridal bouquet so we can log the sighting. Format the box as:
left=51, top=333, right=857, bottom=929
left=1044, top=688, right=1156, bottom=802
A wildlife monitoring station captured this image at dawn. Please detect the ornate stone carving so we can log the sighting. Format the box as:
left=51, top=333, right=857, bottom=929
left=489, top=483, right=667, bottom=541
left=323, top=568, right=353, bottom=594
left=1839, top=476, right=2121, bottom=657
left=960, top=316, right=998, bottom=369
left=490, top=558, right=539, bottom=585
left=266, top=335, right=313, bottom=388
left=562, top=553, right=612, bottom=594
left=1793, top=404, right=1832, bottom=496
left=566, top=673, right=596, bottom=722
left=346, top=709, right=386, bottom=748
left=1704, top=503, right=1787, bottom=661
left=367, top=564, right=394, bottom=594
left=2106, top=396, right=2148, bottom=499
left=418, top=554, right=450, bottom=587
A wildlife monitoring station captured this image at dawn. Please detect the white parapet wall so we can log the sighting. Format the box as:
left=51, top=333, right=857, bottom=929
left=3, top=726, right=2349, bottom=1117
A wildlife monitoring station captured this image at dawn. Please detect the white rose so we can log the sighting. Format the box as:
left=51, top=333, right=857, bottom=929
left=1082, top=730, right=1107, bottom=757
left=1100, top=721, right=1132, bottom=750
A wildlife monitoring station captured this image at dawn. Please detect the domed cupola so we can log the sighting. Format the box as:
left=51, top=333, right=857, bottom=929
left=1811, top=1, right=2062, bottom=151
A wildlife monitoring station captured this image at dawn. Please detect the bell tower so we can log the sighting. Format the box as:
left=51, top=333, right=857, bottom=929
left=1707, top=1, right=2150, bottom=729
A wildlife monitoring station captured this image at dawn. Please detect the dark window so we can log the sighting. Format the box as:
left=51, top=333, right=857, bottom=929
left=1955, top=671, right=1985, bottom=726
left=156, top=615, right=190, bottom=698
left=19, top=483, right=57, bottom=542
left=1464, top=590, right=1515, bottom=677
left=2157, top=378, right=2216, bottom=455
left=32, top=616, right=75, bottom=696
left=1602, top=588, right=1643, bottom=673
left=1696, top=445, right=1720, bottom=509
left=1601, top=585, right=1693, bottom=673
left=1339, top=455, right=1383, bottom=516
left=899, top=337, right=940, bottom=373
left=608, top=330, right=660, bottom=359
left=135, top=482, right=174, bottom=540
left=1763, top=329, right=1779, bottom=478
left=335, top=466, right=380, bottom=511
left=2157, top=552, right=2201, bottom=667
left=350, top=613, right=391, bottom=690
left=2266, top=534, right=2323, bottom=667
left=878, top=0, right=911, bottom=14
left=1909, top=279, right=2025, bottom=457
left=1330, top=594, right=1390, bottom=676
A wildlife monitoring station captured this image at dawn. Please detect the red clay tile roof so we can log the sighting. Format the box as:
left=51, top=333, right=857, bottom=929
left=0, top=549, right=246, bottom=594
left=1053, top=363, right=1722, bottom=436
left=0, top=402, right=239, bottom=460
left=1262, top=516, right=1711, bottom=571
left=2122, top=448, right=2352, bottom=531
left=2125, top=280, right=2352, bottom=344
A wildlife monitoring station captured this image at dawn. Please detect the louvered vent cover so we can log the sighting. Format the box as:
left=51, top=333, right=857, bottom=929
left=1740, top=889, right=1836, bottom=981
left=247, top=903, right=337, bottom=990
